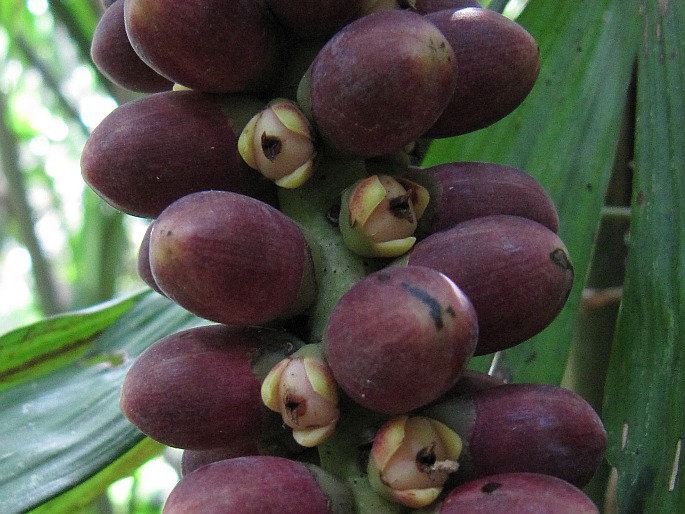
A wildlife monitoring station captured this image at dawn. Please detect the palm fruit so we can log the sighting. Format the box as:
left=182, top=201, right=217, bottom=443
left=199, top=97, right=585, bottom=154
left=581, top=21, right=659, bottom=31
left=299, top=9, right=456, bottom=157
left=436, top=472, right=600, bottom=513
left=423, top=8, right=540, bottom=137
left=90, top=0, right=173, bottom=93
left=420, top=383, right=607, bottom=488
left=407, top=214, right=573, bottom=355
left=325, top=266, right=478, bottom=414
left=81, top=90, right=271, bottom=218
left=124, top=0, right=285, bottom=93
left=417, top=161, right=559, bottom=235
left=162, top=456, right=355, bottom=514
left=120, top=324, right=303, bottom=450
left=149, top=190, right=317, bottom=326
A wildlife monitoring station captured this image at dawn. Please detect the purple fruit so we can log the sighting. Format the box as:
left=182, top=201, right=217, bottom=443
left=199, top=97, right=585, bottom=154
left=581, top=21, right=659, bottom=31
left=136, top=221, right=165, bottom=296
left=120, top=324, right=301, bottom=450
left=81, top=90, right=270, bottom=218
left=448, top=369, right=505, bottom=396
left=419, top=161, right=559, bottom=234
left=266, top=0, right=364, bottom=41
left=439, top=472, right=600, bottom=513
left=163, top=456, right=355, bottom=513
left=325, top=265, right=478, bottom=414
left=124, top=0, right=286, bottom=93
left=408, top=215, right=573, bottom=355
left=149, top=191, right=317, bottom=326
left=303, top=9, right=456, bottom=157
left=424, top=8, right=540, bottom=137
left=91, top=0, right=173, bottom=93
left=420, top=383, right=607, bottom=488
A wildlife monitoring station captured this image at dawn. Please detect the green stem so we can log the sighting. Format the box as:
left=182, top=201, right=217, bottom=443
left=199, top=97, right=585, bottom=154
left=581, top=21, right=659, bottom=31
left=277, top=158, right=404, bottom=512
left=278, top=157, right=385, bottom=344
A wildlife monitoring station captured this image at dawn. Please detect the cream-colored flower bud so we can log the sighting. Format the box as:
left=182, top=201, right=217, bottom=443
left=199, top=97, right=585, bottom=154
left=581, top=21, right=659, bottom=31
left=339, top=174, right=430, bottom=258
left=238, top=99, right=317, bottom=188
left=261, top=355, right=339, bottom=447
left=367, top=415, right=462, bottom=508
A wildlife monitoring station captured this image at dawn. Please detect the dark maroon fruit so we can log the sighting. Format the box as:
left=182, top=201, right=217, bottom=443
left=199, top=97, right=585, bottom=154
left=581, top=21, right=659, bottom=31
left=120, top=324, right=301, bottom=450
left=266, top=0, right=364, bottom=41
left=408, top=215, right=573, bottom=355
left=149, top=191, right=317, bottom=326
left=424, top=8, right=540, bottom=137
left=81, top=90, right=269, bottom=218
left=163, top=456, right=355, bottom=513
left=136, top=221, right=164, bottom=296
left=420, top=383, right=607, bottom=488
left=91, top=0, right=173, bottom=93
left=439, top=472, right=600, bottom=513
left=302, top=9, right=456, bottom=157
left=324, top=265, right=478, bottom=414
left=419, top=161, right=559, bottom=234
left=180, top=442, right=259, bottom=476
left=124, top=0, right=285, bottom=93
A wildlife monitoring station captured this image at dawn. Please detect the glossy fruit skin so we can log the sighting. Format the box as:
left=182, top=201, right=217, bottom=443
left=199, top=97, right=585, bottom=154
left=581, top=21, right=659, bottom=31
left=424, top=8, right=540, bottom=137
left=325, top=266, right=478, bottom=414
left=408, top=215, right=573, bottom=355
left=120, top=324, right=300, bottom=450
left=163, top=456, right=355, bottom=514
left=149, top=191, right=317, bottom=326
left=439, top=472, right=600, bottom=513
left=124, top=0, right=285, bottom=93
left=420, top=383, right=607, bottom=488
left=409, top=0, right=481, bottom=14
left=266, top=0, right=364, bottom=41
left=421, top=161, right=559, bottom=234
left=91, top=0, right=173, bottom=93
left=81, top=90, right=270, bottom=218
left=305, top=9, right=456, bottom=157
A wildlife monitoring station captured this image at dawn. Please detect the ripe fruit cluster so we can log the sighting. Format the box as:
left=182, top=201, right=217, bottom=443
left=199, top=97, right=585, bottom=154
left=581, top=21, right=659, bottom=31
left=86, top=0, right=606, bottom=512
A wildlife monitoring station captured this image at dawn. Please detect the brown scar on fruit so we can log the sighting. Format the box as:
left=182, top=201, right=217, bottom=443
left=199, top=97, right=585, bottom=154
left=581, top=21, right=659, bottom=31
left=669, top=438, right=681, bottom=492
left=550, top=248, right=573, bottom=271
left=401, top=282, right=446, bottom=329
left=481, top=481, right=502, bottom=493
left=389, top=193, right=415, bottom=222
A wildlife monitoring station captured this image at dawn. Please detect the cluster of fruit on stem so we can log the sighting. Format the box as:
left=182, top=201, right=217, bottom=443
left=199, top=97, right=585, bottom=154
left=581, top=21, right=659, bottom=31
left=86, top=0, right=606, bottom=512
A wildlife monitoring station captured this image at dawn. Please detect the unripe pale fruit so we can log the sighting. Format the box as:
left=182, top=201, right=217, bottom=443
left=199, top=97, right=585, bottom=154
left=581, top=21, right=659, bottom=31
left=408, top=215, right=573, bottom=355
left=438, top=472, right=600, bottom=513
left=302, top=9, right=456, bottom=157
left=266, top=0, right=364, bottom=41
left=325, top=266, right=478, bottom=414
left=91, top=0, right=173, bottom=93
left=163, top=456, right=355, bottom=514
left=124, top=0, right=285, bottom=93
left=81, top=90, right=271, bottom=218
left=120, top=324, right=302, bottom=450
left=419, top=161, right=559, bottom=234
left=149, top=191, right=317, bottom=326
left=424, top=8, right=540, bottom=137
left=420, top=383, right=607, bottom=488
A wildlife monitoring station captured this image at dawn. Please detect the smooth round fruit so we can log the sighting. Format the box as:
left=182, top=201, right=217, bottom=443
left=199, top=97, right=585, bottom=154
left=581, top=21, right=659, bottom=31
left=325, top=265, right=478, bottom=414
